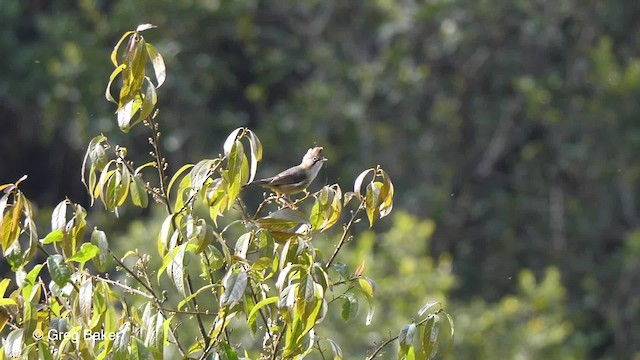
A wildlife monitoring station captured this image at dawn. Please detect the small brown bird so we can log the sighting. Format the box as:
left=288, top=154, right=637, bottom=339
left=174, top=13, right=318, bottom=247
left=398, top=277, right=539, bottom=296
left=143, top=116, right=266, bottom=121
left=248, top=147, right=327, bottom=197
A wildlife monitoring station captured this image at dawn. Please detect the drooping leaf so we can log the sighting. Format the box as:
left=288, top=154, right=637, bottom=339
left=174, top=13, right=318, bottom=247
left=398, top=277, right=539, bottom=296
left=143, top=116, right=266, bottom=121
left=91, top=228, right=109, bottom=272
left=220, top=270, right=248, bottom=308
left=47, top=255, right=71, bottom=287
left=145, top=43, right=166, bottom=87
left=130, top=175, right=149, bottom=208
left=79, top=278, right=93, bottom=324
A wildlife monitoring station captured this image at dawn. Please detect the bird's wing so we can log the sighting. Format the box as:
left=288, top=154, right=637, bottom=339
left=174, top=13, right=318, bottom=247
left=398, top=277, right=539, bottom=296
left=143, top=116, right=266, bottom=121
left=254, top=166, right=306, bottom=186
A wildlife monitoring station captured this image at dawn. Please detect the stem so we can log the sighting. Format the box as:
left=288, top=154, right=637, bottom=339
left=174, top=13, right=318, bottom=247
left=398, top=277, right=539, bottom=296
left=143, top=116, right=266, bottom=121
left=109, top=249, right=187, bottom=357
left=186, top=276, right=211, bottom=345
left=145, top=113, right=172, bottom=215
left=326, top=198, right=365, bottom=268
left=270, top=323, right=286, bottom=360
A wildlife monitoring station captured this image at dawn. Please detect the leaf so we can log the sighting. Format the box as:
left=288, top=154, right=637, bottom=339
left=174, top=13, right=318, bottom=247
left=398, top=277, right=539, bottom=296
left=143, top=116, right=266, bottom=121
left=224, top=140, right=247, bottom=209
left=223, top=128, right=243, bottom=156
left=353, top=168, right=374, bottom=199
left=79, top=278, right=93, bottom=324
left=145, top=43, right=166, bottom=87
left=91, top=228, right=109, bottom=272
left=110, top=31, right=135, bottom=66
left=0, top=278, right=10, bottom=298
left=436, top=311, right=454, bottom=356
left=255, top=208, right=310, bottom=232
left=4, top=328, right=23, bottom=359
left=341, top=293, right=358, bottom=322
left=157, top=215, right=174, bottom=256
left=421, top=315, right=440, bottom=360
left=398, top=323, right=417, bottom=354
left=136, top=23, right=157, bottom=32
left=358, top=277, right=375, bottom=299
left=246, top=296, right=279, bottom=330
left=42, top=229, right=64, bottom=244
left=113, top=322, right=132, bottom=360
left=130, top=175, right=149, bottom=208
left=51, top=200, right=67, bottom=232
left=47, top=254, right=71, bottom=287
left=246, top=129, right=263, bottom=183
left=220, top=270, right=248, bottom=307
left=234, top=232, right=252, bottom=259
left=105, top=64, right=127, bottom=103
left=137, top=78, right=157, bottom=123
left=333, top=262, right=350, bottom=280
left=167, top=164, right=194, bottom=209
left=68, top=243, right=100, bottom=263
left=418, top=301, right=441, bottom=318
left=326, top=338, right=343, bottom=360
left=167, top=243, right=189, bottom=297
left=365, top=182, right=382, bottom=227
left=190, top=159, right=216, bottom=191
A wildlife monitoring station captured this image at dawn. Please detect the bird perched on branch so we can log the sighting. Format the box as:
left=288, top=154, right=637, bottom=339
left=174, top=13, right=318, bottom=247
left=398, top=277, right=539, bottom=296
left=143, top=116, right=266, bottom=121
left=247, top=147, right=327, bottom=199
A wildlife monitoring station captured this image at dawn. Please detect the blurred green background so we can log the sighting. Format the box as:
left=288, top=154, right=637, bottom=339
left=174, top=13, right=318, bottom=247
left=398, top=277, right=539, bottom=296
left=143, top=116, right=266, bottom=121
left=2, top=0, right=640, bottom=358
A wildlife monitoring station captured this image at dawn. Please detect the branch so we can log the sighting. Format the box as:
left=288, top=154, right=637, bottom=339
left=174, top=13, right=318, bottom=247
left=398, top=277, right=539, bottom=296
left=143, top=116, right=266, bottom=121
left=326, top=198, right=365, bottom=268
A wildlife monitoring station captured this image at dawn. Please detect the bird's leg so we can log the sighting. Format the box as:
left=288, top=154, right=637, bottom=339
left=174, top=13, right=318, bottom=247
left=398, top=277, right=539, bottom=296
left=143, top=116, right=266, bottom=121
left=291, top=190, right=310, bottom=208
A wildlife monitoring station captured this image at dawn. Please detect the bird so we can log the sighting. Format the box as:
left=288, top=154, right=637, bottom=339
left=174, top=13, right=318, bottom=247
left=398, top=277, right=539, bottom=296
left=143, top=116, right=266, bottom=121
left=247, top=147, right=327, bottom=201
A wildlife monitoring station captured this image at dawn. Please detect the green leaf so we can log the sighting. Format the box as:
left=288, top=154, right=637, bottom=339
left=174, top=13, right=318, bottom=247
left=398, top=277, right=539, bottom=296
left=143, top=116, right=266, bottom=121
left=358, top=277, right=375, bottom=299
left=220, top=270, right=247, bottom=307
left=365, top=182, right=382, bottom=227
left=247, top=296, right=279, bottom=330
left=437, top=311, right=454, bottom=356
left=42, top=229, right=64, bottom=244
left=145, top=43, right=166, bottom=87
left=220, top=343, right=239, bottom=360
left=105, top=63, right=127, bottom=103
left=130, top=175, right=149, bottom=208
left=137, top=78, right=157, bottom=123
left=68, top=243, right=100, bottom=263
left=255, top=208, right=310, bottom=232
left=341, top=293, right=358, bottom=322
left=91, top=228, right=109, bottom=272
left=110, top=31, right=135, bottom=66
left=223, top=140, right=247, bottom=209
left=0, top=278, right=11, bottom=298
left=47, top=255, right=71, bottom=287
left=421, top=315, right=440, bottom=360
left=167, top=164, right=194, bottom=204
left=157, top=215, right=174, bottom=256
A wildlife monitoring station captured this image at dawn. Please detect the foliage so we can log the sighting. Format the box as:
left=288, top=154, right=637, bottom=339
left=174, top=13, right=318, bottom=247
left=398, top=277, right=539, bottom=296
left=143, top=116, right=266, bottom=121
left=0, top=27, right=453, bottom=359
left=4, top=1, right=640, bottom=358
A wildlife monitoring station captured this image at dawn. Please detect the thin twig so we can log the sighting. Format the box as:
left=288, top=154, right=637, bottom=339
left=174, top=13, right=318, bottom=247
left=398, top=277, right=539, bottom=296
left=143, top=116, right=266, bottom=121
left=326, top=198, right=365, bottom=268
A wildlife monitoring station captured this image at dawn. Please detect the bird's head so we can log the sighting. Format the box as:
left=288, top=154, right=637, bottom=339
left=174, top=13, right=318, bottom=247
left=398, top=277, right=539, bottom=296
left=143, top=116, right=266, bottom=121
left=300, top=147, right=327, bottom=169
